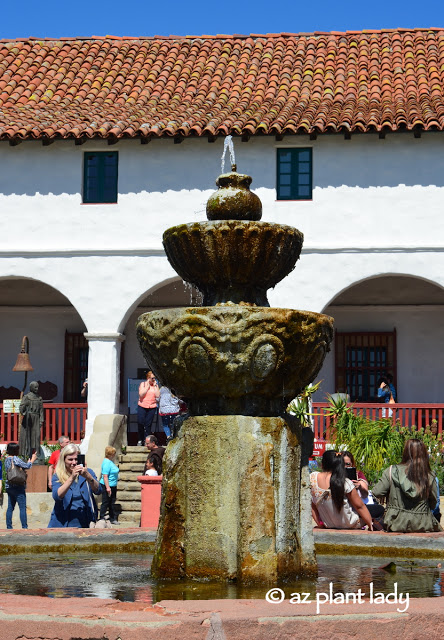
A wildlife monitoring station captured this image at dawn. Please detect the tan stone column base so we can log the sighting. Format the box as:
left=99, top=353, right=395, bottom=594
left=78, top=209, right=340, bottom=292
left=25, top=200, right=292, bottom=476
left=152, top=415, right=316, bottom=582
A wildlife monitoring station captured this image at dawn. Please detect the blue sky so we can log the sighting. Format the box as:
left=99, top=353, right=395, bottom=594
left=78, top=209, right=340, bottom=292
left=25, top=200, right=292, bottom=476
left=2, top=0, right=444, bottom=39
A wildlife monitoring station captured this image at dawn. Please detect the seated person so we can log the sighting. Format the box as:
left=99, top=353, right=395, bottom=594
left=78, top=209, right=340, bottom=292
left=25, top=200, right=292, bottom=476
left=373, top=439, right=442, bottom=533
left=311, top=450, right=373, bottom=530
left=342, top=450, right=385, bottom=525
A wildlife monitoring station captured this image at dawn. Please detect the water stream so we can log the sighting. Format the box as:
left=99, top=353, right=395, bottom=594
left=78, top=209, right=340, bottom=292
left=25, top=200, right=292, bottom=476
left=221, top=135, right=236, bottom=173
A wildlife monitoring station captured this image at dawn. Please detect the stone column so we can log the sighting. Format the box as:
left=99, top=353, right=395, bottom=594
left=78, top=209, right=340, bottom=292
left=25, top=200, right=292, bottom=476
left=152, top=415, right=316, bottom=581
left=82, top=332, right=125, bottom=452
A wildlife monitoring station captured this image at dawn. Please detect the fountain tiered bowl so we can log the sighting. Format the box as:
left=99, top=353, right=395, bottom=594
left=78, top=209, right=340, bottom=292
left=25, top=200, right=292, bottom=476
left=136, top=167, right=333, bottom=416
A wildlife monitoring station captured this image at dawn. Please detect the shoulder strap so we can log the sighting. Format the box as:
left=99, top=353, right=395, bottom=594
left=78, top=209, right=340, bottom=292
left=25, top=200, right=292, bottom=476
left=389, top=465, right=392, bottom=482
left=85, top=478, right=97, bottom=523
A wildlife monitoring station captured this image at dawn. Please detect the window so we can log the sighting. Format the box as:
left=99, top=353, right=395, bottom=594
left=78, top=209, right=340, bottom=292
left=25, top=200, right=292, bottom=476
left=83, top=151, right=118, bottom=203
left=64, top=332, right=89, bottom=402
left=335, top=330, right=397, bottom=402
left=64, top=332, right=125, bottom=402
left=276, top=148, right=312, bottom=200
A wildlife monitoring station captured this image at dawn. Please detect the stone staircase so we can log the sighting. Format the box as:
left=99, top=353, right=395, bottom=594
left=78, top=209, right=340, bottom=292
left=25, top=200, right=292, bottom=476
left=115, top=446, right=146, bottom=526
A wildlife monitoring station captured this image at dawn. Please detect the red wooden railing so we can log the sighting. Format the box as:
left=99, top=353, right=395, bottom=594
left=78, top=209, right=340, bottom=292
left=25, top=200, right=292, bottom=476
left=0, top=403, right=87, bottom=444
left=312, top=402, right=444, bottom=442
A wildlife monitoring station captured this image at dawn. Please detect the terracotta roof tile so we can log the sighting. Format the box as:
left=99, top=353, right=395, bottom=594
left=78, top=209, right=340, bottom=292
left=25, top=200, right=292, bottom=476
left=2, top=29, right=444, bottom=140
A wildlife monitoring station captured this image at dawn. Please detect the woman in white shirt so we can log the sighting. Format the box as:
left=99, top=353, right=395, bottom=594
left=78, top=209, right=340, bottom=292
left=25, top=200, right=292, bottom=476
left=310, top=450, right=373, bottom=530
left=145, top=453, right=162, bottom=476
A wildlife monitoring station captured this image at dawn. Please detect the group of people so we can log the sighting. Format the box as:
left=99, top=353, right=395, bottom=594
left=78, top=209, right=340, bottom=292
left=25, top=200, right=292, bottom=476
left=2, top=432, right=165, bottom=529
left=137, top=371, right=185, bottom=446
left=311, top=439, right=442, bottom=533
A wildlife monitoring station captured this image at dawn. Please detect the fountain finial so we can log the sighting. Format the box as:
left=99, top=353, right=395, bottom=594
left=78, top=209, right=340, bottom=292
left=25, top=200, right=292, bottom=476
left=206, top=168, right=262, bottom=221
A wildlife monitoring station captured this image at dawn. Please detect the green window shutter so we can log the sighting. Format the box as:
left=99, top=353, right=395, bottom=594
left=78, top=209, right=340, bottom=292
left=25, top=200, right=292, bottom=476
left=276, top=148, right=312, bottom=200
left=83, top=151, right=118, bottom=203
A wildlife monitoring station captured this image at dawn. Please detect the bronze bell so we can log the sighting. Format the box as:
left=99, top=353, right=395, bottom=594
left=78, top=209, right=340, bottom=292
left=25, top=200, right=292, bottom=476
left=12, top=336, right=33, bottom=372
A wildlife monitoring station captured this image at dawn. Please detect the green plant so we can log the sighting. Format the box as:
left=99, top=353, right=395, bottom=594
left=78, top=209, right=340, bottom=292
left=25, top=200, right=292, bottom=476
left=324, top=393, right=361, bottom=444
left=330, top=412, right=444, bottom=487
left=41, top=440, right=61, bottom=465
left=42, top=440, right=60, bottom=454
left=287, top=381, right=322, bottom=427
left=325, top=393, right=351, bottom=421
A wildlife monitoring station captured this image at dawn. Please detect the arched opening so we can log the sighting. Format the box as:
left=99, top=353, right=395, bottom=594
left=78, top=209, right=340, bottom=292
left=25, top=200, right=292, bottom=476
left=120, top=278, right=201, bottom=441
left=318, top=275, right=444, bottom=403
left=0, top=277, right=87, bottom=403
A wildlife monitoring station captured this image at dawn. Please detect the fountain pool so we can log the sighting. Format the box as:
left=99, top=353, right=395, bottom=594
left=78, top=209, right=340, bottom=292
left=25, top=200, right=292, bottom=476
left=0, top=553, right=442, bottom=602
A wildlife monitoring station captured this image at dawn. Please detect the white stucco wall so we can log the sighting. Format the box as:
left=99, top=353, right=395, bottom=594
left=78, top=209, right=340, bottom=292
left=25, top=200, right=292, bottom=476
left=1, top=133, right=444, bottom=254
left=1, top=132, right=444, bottom=433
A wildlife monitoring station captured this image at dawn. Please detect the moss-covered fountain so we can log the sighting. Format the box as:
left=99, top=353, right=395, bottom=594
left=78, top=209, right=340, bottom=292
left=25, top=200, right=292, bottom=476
left=136, top=159, right=334, bottom=582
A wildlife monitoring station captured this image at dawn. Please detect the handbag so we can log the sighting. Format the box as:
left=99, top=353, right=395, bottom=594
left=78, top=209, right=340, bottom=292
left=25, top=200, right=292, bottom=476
left=7, top=458, right=27, bottom=486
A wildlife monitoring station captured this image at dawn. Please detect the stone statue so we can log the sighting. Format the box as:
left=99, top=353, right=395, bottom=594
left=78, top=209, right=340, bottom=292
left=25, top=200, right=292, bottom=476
left=19, top=381, right=43, bottom=460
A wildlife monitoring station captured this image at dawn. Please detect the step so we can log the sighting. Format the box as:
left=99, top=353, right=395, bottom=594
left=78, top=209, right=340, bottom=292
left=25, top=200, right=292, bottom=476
left=119, top=462, right=147, bottom=472
left=118, top=513, right=141, bottom=525
left=117, top=481, right=143, bottom=492
left=117, top=505, right=140, bottom=520
left=119, top=453, right=148, bottom=463
left=117, top=507, right=140, bottom=518
left=118, top=505, right=140, bottom=520
left=117, top=491, right=141, bottom=502
left=116, top=500, right=142, bottom=511
left=118, top=472, right=144, bottom=482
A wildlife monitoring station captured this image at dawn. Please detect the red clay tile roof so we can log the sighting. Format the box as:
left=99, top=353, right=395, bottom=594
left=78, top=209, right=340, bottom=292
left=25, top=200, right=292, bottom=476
left=1, top=29, right=444, bottom=141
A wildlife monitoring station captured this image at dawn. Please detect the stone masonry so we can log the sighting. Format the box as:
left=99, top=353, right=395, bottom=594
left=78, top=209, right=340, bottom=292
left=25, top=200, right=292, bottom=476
left=116, top=445, right=146, bottom=526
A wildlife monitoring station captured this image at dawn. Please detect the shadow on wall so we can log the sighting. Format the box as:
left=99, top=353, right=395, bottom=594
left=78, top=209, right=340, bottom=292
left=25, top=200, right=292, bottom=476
left=2, top=135, right=444, bottom=196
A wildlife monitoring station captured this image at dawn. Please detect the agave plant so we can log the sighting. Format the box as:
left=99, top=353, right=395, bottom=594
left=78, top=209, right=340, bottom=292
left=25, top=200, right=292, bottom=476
left=325, top=393, right=351, bottom=420
left=324, top=394, right=360, bottom=444
left=287, top=380, right=322, bottom=428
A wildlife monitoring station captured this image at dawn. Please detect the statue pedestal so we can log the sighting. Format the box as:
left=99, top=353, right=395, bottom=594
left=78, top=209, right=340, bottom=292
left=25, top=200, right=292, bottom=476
left=27, top=465, right=47, bottom=493
left=152, top=415, right=316, bottom=581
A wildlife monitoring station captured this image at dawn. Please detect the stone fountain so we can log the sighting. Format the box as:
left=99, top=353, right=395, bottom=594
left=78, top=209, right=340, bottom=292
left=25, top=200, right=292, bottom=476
left=136, top=161, right=333, bottom=582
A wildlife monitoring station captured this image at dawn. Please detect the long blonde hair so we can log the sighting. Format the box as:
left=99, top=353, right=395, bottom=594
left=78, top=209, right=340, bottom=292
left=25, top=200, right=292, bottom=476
left=55, top=443, right=80, bottom=484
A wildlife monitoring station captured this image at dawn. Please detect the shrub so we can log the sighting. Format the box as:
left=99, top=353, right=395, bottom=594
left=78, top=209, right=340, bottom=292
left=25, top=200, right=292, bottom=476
left=329, top=400, right=444, bottom=487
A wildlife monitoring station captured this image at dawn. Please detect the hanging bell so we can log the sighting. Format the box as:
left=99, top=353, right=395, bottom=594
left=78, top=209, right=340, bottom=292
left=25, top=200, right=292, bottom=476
left=12, top=351, right=33, bottom=372
left=12, top=336, right=33, bottom=372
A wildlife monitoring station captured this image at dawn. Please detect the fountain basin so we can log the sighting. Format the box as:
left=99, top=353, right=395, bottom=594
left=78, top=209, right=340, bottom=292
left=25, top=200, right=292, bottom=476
left=162, top=221, right=304, bottom=306
left=136, top=305, right=333, bottom=416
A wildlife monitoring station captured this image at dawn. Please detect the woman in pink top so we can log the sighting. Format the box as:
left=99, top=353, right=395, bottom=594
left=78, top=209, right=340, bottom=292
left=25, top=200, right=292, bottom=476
left=137, top=371, right=160, bottom=446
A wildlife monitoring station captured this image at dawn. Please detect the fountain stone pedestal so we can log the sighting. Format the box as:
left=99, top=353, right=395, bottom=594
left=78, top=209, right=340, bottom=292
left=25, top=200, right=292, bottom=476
left=153, top=415, right=316, bottom=580
left=136, top=165, right=333, bottom=581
